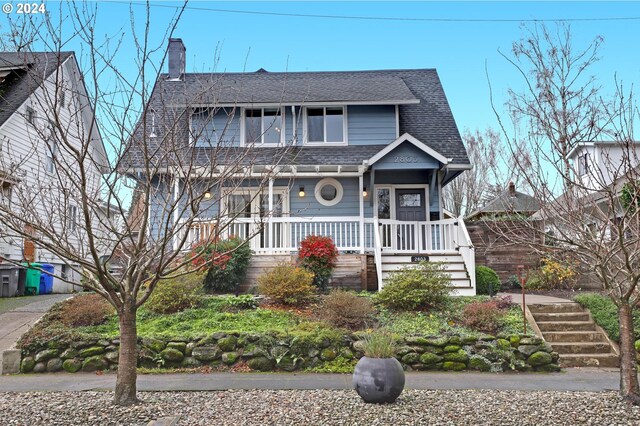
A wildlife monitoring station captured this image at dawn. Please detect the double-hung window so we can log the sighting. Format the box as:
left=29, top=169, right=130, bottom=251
left=46, top=139, right=57, bottom=174
left=578, top=153, right=589, bottom=176
left=68, top=205, right=78, bottom=232
left=306, top=107, right=344, bottom=144
left=245, top=108, right=283, bottom=145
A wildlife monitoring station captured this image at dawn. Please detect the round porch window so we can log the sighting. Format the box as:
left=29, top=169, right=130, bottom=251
left=315, top=178, right=343, bottom=206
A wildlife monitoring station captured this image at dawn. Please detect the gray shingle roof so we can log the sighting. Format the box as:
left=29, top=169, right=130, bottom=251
left=466, top=189, right=540, bottom=220
left=165, top=72, right=418, bottom=105
left=123, top=68, right=469, bottom=169
left=0, top=51, right=73, bottom=128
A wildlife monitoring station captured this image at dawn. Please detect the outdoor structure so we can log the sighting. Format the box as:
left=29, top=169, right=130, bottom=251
left=127, top=39, right=475, bottom=294
left=0, top=52, right=109, bottom=293
left=466, top=182, right=540, bottom=282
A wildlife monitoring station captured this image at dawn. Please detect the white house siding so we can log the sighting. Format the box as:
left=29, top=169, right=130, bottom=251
left=0, top=56, right=107, bottom=292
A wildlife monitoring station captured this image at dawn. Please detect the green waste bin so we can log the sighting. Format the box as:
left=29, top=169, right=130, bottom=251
left=23, top=263, right=42, bottom=295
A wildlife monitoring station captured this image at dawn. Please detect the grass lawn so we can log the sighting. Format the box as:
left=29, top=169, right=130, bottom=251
left=20, top=293, right=531, bottom=349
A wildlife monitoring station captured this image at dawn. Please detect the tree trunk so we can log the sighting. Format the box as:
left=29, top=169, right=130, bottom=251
left=618, top=301, right=640, bottom=405
left=114, top=304, right=139, bottom=406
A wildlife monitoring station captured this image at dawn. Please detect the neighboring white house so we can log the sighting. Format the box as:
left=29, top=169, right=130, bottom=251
left=567, top=140, right=640, bottom=192
left=0, top=51, right=109, bottom=293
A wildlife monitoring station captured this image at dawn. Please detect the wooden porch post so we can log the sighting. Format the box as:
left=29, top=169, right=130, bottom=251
left=172, top=174, right=179, bottom=251
left=268, top=178, right=274, bottom=254
left=359, top=174, right=365, bottom=254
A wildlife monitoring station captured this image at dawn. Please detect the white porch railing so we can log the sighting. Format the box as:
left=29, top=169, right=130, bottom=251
left=377, top=218, right=458, bottom=253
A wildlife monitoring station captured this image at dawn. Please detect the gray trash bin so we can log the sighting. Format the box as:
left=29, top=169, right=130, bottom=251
left=0, top=265, right=20, bottom=297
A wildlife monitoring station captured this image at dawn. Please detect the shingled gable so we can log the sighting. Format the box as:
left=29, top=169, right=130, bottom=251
left=367, top=133, right=450, bottom=166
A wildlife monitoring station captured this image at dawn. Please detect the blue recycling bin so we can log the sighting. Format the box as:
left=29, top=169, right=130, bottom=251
left=39, top=264, right=55, bottom=294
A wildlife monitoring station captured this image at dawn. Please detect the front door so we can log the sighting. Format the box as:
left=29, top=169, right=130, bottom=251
left=395, top=189, right=426, bottom=221
left=394, top=189, right=426, bottom=252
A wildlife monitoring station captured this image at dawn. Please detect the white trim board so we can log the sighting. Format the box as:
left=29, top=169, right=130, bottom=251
left=367, top=133, right=449, bottom=166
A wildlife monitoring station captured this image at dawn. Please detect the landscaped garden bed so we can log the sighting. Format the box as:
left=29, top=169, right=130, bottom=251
left=17, top=291, right=555, bottom=374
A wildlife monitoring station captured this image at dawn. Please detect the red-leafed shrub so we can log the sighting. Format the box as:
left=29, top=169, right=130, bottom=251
left=461, top=300, right=505, bottom=333
left=298, top=235, right=338, bottom=291
left=187, top=237, right=252, bottom=293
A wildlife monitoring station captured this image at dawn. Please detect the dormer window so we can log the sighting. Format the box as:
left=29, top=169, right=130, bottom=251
left=245, top=108, right=283, bottom=145
left=305, top=107, right=345, bottom=144
left=578, top=153, right=589, bottom=176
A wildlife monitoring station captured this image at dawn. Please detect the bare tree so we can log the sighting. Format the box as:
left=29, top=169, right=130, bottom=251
left=0, top=3, right=292, bottom=405
left=492, top=23, right=640, bottom=404
left=444, top=127, right=530, bottom=217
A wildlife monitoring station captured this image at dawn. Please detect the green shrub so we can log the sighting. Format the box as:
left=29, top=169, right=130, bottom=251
left=145, top=272, right=204, bottom=314
left=189, top=237, right=252, bottom=293
left=298, top=235, right=338, bottom=291
left=461, top=300, right=505, bottom=333
left=525, top=270, right=547, bottom=290
left=317, top=290, right=375, bottom=330
left=574, top=293, right=640, bottom=341
left=359, top=331, right=397, bottom=358
left=257, top=263, right=316, bottom=305
left=219, top=295, right=258, bottom=312
left=374, top=261, right=452, bottom=311
left=504, top=275, right=521, bottom=290
left=475, top=266, right=501, bottom=295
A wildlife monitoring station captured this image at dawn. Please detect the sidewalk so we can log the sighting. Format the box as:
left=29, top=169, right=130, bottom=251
left=0, top=294, right=70, bottom=373
left=498, top=292, right=575, bottom=305
left=0, top=369, right=621, bottom=393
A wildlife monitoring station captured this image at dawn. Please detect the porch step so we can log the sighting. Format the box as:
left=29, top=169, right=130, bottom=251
left=528, top=303, right=583, bottom=314
left=532, top=312, right=591, bottom=322
left=536, top=321, right=597, bottom=332
left=543, top=331, right=607, bottom=343
left=527, top=302, right=619, bottom=368
left=551, top=342, right=613, bottom=354
left=558, top=353, right=620, bottom=368
left=379, top=252, right=471, bottom=289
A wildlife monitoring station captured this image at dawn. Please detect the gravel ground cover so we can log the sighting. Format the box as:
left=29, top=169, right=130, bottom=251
left=1, top=389, right=639, bottom=425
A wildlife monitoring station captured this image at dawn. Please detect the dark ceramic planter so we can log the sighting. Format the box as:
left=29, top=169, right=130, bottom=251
left=353, top=356, right=405, bottom=404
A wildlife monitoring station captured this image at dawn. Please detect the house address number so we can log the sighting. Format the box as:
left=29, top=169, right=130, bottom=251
left=393, top=156, right=418, bottom=163
left=411, top=256, right=429, bottom=262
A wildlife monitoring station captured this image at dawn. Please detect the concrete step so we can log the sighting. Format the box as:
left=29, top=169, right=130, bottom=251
left=559, top=353, right=620, bottom=368
left=537, top=321, right=597, bottom=332
left=532, top=312, right=591, bottom=322
left=551, top=342, right=613, bottom=355
left=542, top=331, right=608, bottom=343
left=528, top=303, right=583, bottom=314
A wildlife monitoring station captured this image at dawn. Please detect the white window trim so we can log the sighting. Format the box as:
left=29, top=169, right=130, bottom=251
left=68, top=205, right=78, bottom=231
left=314, top=178, right=344, bottom=207
left=45, top=139, right=57, bottom=174
left=242, top=107, right=286, bottom=147
left=221, top=187, right=290, bottom=218
left=373, top=184, right=430, bottom=220
left=303, top=106, right=348, bottom=146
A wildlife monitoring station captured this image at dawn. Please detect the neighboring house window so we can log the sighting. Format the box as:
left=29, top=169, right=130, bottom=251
left=306, top=107, right=345, bottom=144
left=315, top=178, right=343, bottom=206
left=0, top=184, right=11, bottom=207
left=59, top=90, right=66, bottom=108
left=578, top=153, right=589, bottom=176
left=26, top=107, right=36, bottom=125
left=68, top=205, right=78, bottom=231
left=245, top=108, right=283, bottom=145
left=46, top=139, right=57, bottom=173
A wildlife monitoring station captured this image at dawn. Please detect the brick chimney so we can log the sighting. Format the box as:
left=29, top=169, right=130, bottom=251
left=167, top=38, right=186, bottom=80
left=508, top=181, right=516, bottom=197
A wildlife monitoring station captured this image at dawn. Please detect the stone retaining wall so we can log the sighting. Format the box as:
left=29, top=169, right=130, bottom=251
left=19, top=332, right=560, bottom=374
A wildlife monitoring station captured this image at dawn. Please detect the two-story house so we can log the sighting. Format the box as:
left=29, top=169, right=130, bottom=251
left=126, top=39, right=475, bottom=294
left=0, top=51, right=108, bottom=293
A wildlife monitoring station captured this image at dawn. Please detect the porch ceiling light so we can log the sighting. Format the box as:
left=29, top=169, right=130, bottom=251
left=299, top=186, right=305, bottom=197
left=363, top=187, right=368, bottom=197
left=204, top=190, right=212, bottom=200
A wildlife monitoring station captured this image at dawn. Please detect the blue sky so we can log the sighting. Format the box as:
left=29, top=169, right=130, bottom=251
left=2, top=1, right=640, bottom=136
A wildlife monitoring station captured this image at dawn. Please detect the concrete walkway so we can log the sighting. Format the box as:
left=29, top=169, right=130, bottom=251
left=0, top=294, right=70, bottom=373
left=499, top=292, right=575, bottom=305
left=0, top=369, right=622, bottom=393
